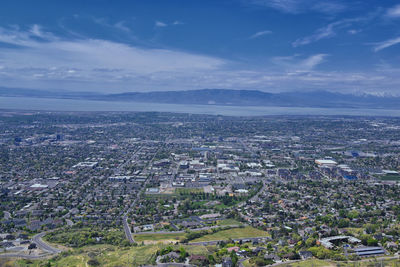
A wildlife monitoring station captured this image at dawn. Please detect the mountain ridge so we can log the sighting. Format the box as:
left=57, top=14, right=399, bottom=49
left=1, top=87, right=399, bottom=109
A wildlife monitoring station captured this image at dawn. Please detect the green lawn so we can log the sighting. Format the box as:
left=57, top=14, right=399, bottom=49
left=175, top=188, right=204, bottom=194
left=190, top=226, right=269, bottom=243
left=14, top=243, right=211, bottom=267
left=216, top=218, right=243, bottom=226
left=380, top=174, right=400, bottom=181
left=280, top=259, right=336, bottom=267
left=133, top=232, right=185, bottom=243
left=343, top=227, right=363, bottom=236
left=241, top=259, right=253, bottom=267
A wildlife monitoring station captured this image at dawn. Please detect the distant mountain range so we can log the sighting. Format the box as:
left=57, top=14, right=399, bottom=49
left=1, top=87, right=399, bottom=109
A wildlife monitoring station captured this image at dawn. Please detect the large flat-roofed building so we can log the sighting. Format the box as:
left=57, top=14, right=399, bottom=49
left=146, top=188, right=159, bottom=194
left=29, top=183, right=48, bottom=190
left=353, top=247, right=385, bottom=257
left=73, top=161, right=98, bottom=168
left=382, top=170, right=399, bottom=175
left=315, top=159, right=337, bottom=166
left=108, top=175, right=133, bottom=182
left=320, top=235, right=361, bottom=249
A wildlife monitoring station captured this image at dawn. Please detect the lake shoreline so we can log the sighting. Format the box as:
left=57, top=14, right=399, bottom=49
left=2, top=96, right=400, bottom=117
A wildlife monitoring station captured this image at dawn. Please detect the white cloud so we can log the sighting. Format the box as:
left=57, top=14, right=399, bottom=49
left=272, top=54, right=328, bottom=71
left=0, top=27, right=224, bottom=73
left=91, top=17, right=133, bottom=33
left=0, top=25, right=399, bottom=94
left=246, top=0, right=346, bottom=14
left=155, top=21, right=167, bottom=27
left=347, top=29, right=361, bottom=35
left=113, top=21, right=131, bottom=32
left=30, top=24, right=44, bottom=37
left=0, top=25, right=57, bottom=46
left=0, top=25, right=227, bottom=91
left=300, top=54, right=328, bottom=70
left=250, top=30, right=272, bottom=39
left=292, top=17, right=366, bottom=47
left=387, top=4, right=400, bottom=18
left=374, top=37, right=400, bottom=52
left=155, top=20, right=183, bottom=27
left=292, top=23, right=336, bottom=47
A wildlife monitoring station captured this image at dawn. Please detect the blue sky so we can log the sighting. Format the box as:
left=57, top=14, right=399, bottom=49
left=0, top=0, right=400, bottom=94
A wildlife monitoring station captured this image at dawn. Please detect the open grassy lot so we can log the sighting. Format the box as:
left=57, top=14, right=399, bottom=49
left=380, top=174, right=400, bottom=181
left=175, top=188, right=204, bottom=194
left=133, top=232, right=186, bottom=243
left=13, top=243, right=212, bottom=267
left=216, top=218, right=243, bottom=226
left=43, top=226, right=128, bottom=247
left=343, top=227, right=363, bottom=236
left=190, top=226, right=269, bottom=242
left=145, top=187, right=205, bottom=198
left=241, top=259, right=253, bottom=267
left=279, top=259, right=336, bottom=267
left=0, top=258, right=16, bottom=267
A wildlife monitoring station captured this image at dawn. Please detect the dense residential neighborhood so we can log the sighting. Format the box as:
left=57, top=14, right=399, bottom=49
left=1, top=111, right=400, bottom=266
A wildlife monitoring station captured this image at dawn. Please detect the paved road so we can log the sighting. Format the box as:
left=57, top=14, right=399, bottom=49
left=32, top=232, right=61, bottom=254
left=0, top=231, right=61, bottom=259
left=121, top=146, right=161, bottom=244
left=118, top=146, right=145, bottom=244
left=237, top=180, right=266, bottom=209
left=123, top=214, right=135, bottom=243
left=115, top=146, right=143, bottom=175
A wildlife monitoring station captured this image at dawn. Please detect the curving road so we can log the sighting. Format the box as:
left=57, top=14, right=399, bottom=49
left=0, top=232, right=61, bottom=259
left=32, top=232, right=61, bottom=254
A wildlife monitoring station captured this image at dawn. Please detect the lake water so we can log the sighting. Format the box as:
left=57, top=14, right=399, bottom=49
left=1, top=96, right=400, bottom=116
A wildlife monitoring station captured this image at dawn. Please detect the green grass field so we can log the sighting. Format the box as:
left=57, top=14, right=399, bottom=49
left=279, top=259, right=336, bottom=267
left=216, top=218, right=243, bottom=226
left=13, top=243, right=211, bottom=267
left=175, top=188, right=204, bottom=194
left=133, top=232, right=185, bottom=243
left=343, top=227, right=363, bottom=236
left=190, top=226, right=269, bottom=243
left=380, top=174, right=400, bottom=181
